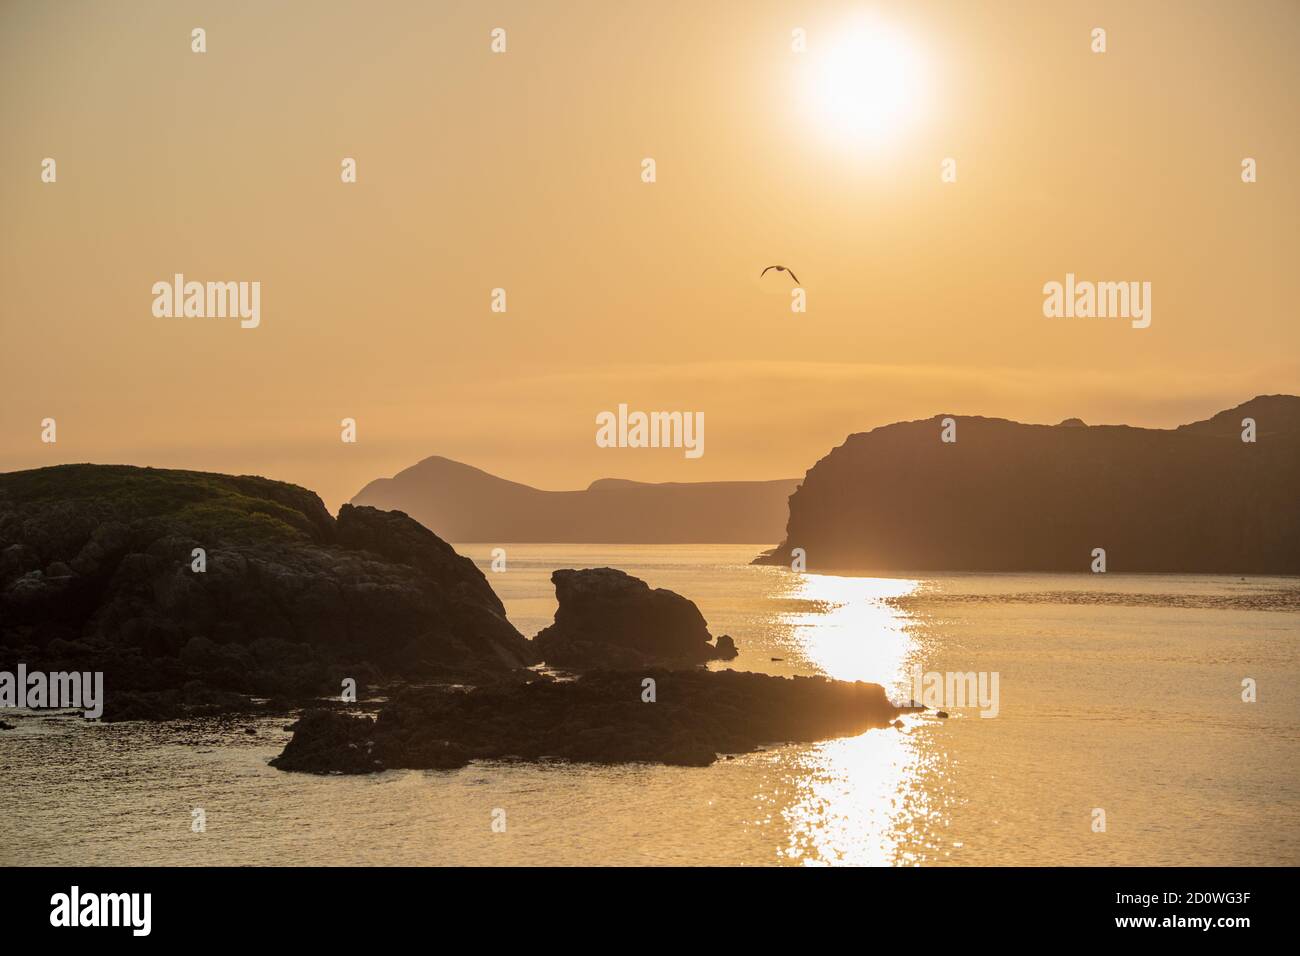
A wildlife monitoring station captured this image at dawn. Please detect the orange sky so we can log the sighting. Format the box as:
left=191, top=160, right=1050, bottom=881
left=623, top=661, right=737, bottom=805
left=2, top=0, right=1297, bottom=510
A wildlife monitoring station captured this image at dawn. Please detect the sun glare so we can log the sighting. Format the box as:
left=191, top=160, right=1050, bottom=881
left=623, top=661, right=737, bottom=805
left=805, top=17, right=925, bottom=146
left=785, top=573, right=920, bottom=688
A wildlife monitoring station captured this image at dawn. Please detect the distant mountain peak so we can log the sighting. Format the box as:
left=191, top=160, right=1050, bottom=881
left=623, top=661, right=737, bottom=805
left=351, top=459, right=799, bottom=544
left=586, top=477, right=649, bottom=491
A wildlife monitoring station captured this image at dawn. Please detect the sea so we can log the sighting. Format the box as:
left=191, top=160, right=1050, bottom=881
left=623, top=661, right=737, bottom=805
left=3, top=544, right=1297, bottom=866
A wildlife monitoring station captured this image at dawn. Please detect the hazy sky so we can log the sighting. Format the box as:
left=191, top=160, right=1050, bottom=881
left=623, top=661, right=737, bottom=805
left=3, top=0, right=1297, bottom=510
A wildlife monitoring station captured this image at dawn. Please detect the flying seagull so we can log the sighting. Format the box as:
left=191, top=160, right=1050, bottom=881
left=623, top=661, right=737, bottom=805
left=760, top=264, right=801, bottom=285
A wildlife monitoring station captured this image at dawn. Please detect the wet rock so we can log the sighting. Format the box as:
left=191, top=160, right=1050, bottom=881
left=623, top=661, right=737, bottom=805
left=269, top=710, right=385, bottom=774
left=100, top=691, right=186, bottom=722
left=273, top=669, right=902, bottom=773
left=99, top=684, right=254, bottom=723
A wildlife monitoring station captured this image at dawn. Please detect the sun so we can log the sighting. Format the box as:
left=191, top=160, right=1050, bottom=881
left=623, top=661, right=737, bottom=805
left=804, top=17, right=925, bottom=146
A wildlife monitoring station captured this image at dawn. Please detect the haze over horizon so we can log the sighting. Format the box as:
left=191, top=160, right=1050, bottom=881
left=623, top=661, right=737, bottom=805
left=3, top=0, right=1297, bottom=512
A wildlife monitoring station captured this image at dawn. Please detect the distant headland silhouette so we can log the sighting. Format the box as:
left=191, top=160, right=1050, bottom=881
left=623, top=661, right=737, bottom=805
left=756, top=395, right=1300, bottom=574
left=351, top=457, right=798, bottom=544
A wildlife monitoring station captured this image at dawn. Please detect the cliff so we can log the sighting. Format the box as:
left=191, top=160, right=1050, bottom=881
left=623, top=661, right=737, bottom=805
left=756, top=396, right=1300, bottom=573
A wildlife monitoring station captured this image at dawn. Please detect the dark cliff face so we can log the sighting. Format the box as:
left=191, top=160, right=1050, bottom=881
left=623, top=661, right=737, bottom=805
left=0, top=465, right=535, bottom=707
left=758, top=396, right=1300, bottom=574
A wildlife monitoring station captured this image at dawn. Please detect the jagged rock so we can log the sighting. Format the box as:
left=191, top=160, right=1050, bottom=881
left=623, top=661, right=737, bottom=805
left=272, top=669, right=902, bottom=773
left=534, top=568, right=738, bottom=668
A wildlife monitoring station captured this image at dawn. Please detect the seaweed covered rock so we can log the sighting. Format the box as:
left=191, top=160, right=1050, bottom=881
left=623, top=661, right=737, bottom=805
left=0, top=465, right=536, bottom=714
left=271, top=710, right=385, bottom=775
left=272, top=669, right=902, bottom=772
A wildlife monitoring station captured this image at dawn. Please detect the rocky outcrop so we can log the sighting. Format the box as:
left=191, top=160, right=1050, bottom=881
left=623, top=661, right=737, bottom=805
left=352, top=455, right=797, bottom=544
left=534, top=568, right=738, bottom=668
left=272, top=669, right=903, bottom=772
left=271, top=706, right=474, bottom=774
left=0, top=464, right=536, bottom=715
left=756, top=396, right=1300, bottom=573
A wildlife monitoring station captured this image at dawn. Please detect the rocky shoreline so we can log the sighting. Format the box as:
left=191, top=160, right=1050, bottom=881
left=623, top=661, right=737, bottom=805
left=269, top=564, right=909, bottom=774
left=2, top=464, right=908, bottom=771
left=271, top=669, right=909, bottom=772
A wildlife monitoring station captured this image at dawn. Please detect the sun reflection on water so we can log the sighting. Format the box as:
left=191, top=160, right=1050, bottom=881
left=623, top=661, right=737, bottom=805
left=773, top=572, right=949, bottom=865
left=786, top=573, right=920, bottom=692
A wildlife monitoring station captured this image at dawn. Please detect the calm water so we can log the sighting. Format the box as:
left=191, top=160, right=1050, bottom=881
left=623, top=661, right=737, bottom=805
left=3, top=545, right=1298, bottom=866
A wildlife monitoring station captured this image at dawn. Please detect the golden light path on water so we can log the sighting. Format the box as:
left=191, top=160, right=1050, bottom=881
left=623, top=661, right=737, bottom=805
left=772, top=573, right=949, bottom=865
left=785, top=574, right=920, bottom=686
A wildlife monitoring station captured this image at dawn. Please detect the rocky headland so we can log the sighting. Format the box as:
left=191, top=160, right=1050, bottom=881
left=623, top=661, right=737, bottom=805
left=757, top=395, right=1300, bottom=573
left=0, top=464, right=536, bottom=719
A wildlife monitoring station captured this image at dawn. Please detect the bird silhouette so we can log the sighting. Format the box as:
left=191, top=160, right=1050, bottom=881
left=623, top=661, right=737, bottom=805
left=760, top=264, right=801, bottom=285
